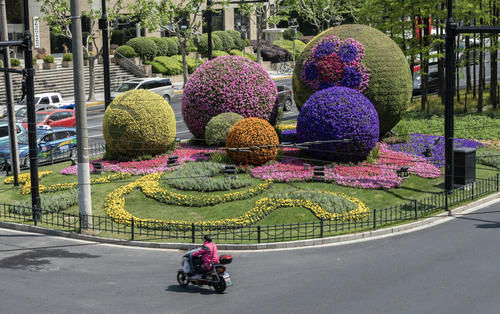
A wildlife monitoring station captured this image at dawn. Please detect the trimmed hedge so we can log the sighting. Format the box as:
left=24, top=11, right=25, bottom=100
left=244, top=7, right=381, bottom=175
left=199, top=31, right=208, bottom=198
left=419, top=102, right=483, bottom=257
left=212, top=50, right=229, bottom=57
left=226, top=30, right=245, bottom=50
left=283, top=28, right=304, bottom=40
left=198, top=33, right=223, bottom=56
left=214, top=30, right=235, bottom=52
left=147, top=61, right=168, bottom=74
left=165, top=37, right=180, bottom=56
left=171, top=55, right=203, bottom=74
left=153, top=56, right=182, bottom=75
left=151, top=37, right=169, bottom=56
left=273, top=40, right=306, bottom=55
left=205, top=112, right=244, bottom=146
left=115, top=45, right=137, bottom=58
left=229, top=49, right=257, bottom=61
left=127, top=37, right=158, bottom=60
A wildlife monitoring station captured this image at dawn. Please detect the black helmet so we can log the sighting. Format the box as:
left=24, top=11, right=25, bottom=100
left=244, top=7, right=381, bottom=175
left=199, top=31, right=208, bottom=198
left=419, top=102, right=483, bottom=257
left=203, top=235, right=212, bottom=242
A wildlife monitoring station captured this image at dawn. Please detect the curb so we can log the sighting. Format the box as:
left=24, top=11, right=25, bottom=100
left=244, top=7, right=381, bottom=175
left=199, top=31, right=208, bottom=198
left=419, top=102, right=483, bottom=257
left=1, top=192, right=499, bottom=251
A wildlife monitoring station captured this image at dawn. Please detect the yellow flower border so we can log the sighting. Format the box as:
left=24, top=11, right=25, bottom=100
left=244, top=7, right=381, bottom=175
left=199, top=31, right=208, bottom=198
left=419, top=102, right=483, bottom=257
left=276, top=123, right=297, bottom=131
left=103, top=174, right=370, bottom=229
left=3, top=171, right=53, bottom=185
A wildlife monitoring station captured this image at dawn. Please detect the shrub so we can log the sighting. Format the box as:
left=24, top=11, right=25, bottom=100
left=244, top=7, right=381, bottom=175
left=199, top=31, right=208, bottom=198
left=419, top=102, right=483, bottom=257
left=187, top=38, right=197, bottom=52
left=225, top=30, right=245, bottom=50
left=283, top=28, right=304, bottom=41
left=148, top=61, right=167, bottom=74
left=0, top=60, right=2, bottom=67
left=33, top=57, right=37, bottom=64
left=205, top=112, right=244, bottom=146
left=293, top=24, right=412, bottom=136
left=182, top=55, right=278, bottom=138
left=103, top=89, right=176, bottom=160
left=250, top=40, right=291, bottom=62
left=43, top=55, right=54, bottom=63
left=126, top=37, right=158, bottom=60
left=296, top=86, right=379, bottom=162
left=62, top=53, right=73, bottom=61
left=226, top=117, right=279, bottom=166
left=153, top=56, right=182, bottom=75
left=10, top=58, right=20, bottom=67
left=212, top=50, right=229, bottom=57
left=110, top=29, right=124, bottom=45
left=115, top=45, right=137, bottom=58
left=198, top=33, right=223, bottom=56
left=171, top=55, right=203, bottom=74
left=229, top=49, right=257, bottom=61
left=164, top=37, right=179, bottom=56
left=151, top=37, right=169, bottom=56
left=214, top=30, right=235, bottom=52
left=273, top=40, right=306, bottom=55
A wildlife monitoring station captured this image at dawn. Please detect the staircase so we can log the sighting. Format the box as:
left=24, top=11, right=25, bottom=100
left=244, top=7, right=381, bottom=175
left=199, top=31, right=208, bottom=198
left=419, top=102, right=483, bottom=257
left=0, top=61, right=138, bottom=102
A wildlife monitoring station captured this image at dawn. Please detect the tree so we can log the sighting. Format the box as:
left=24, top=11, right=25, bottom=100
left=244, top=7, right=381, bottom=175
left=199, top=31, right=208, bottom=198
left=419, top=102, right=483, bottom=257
left=37, top=0, right=125, bottom=101
left=288, top=0, right=360, bottom=33
left=131, top=0, right=203, bottom=87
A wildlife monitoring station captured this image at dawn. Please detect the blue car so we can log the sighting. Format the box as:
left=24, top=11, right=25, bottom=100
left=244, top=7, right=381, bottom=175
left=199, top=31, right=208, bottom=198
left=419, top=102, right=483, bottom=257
left=0, top=122, right=26, bottom=147
left=0, top=126, right=77, bottom=169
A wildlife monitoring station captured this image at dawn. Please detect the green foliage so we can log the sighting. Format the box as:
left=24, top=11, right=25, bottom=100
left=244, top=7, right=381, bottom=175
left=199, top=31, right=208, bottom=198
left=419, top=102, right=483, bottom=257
left=166, top=161, right=252, bottom=192
left=213, top=30, right=235, bottom=52
left=268, top=190, right=357, bottom=214
left=225, top=30, right=245, bottom=50
left=0, top=60, right=3, bottom=67
left=229, top=49, right=257, bottom=61
left=365, top=146, right=380, bottom=164
left=103, top=89, right=176, bottom=160
left=43, top=55, right=55, bottom=63
left=187, top=38, right=197, bottom=52
left=283, top=28, right=303, bottom=40
left=205, top=112, right=244, bottom=146
left=12, top=188, right=89, bottom=215
left=273, top=40, right=305, bottom=55
left=127, top=37, right=158, bottom=60
left=212, top=50, right=229, bottom=57
left=293, top=24, right=413, bottom=137
left=151, top=37, right=169, bottom=56
left=477, top=148, right=500, bottom=170
left=171, top=55, right=202, bottom=74
left=62, top=53, right=73, bottom=61
left=10, top=58, right=20, bottom=67
left=208, top=152, right=234, bottom=164
left=147, top=61, right=168, bottom=74
left=165, top=37, right=180, bottom=56
left=115, top=45, right=137, bottom=58
left=198, top=33, right=223, bottom=56
left=153, top=56, right=182, bottom=75
left=110, top=27, right=137, bottom=46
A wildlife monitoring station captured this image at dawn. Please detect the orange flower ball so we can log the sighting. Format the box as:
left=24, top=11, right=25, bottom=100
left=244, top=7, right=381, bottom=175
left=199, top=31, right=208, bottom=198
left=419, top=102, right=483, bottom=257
left=226, top=118, right=279, bottom=166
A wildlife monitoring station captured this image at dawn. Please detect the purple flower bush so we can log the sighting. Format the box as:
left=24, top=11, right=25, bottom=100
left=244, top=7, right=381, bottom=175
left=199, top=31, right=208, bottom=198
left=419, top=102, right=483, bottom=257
left=300, top=36, right=370, bottom=93
left=389, top=133, right=484, bottom=167
left=296, top=87, right=379, bottom=162
left=182, top=55, right=278, bottom=139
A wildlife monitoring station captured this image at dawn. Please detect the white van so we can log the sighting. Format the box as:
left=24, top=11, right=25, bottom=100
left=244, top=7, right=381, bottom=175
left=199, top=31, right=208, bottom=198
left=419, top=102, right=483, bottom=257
left=111, top=78, right=175, bottom=103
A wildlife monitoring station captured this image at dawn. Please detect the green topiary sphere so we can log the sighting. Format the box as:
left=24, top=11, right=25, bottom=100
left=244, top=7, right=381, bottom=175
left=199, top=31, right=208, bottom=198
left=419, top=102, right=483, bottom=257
left=293, top=24, right=412, bottom=136
left=103, top=90, right=176, bottom=160
left=205, top=112, right=244, bottom=146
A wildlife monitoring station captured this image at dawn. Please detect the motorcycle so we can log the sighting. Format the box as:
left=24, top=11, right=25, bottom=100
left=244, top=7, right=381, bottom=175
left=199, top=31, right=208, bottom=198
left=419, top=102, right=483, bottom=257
left=177, top=252, right=233, bottom=293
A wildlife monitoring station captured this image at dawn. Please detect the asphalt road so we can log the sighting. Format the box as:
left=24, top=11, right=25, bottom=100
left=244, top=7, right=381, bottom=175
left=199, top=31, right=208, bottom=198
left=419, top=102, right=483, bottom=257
left=86, top=78, right=298, bottom=145
left=1, top=200, right=500, bottom=314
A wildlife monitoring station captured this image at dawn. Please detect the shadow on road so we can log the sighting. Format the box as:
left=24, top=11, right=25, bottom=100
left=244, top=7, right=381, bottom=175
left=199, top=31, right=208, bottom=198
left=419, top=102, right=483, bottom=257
left=166, top=284, right=216, bottom=295
left=454, top=211, right=500, bottom=229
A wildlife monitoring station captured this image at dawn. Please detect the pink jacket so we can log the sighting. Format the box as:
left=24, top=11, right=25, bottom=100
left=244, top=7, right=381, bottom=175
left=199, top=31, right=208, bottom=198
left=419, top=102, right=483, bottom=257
left=192, top=241, right=219, bottom=271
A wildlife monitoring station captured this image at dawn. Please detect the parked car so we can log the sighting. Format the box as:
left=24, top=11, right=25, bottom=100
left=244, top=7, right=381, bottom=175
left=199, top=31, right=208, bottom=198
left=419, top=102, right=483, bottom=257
left=1, top=92, right=72, bottom=118
left=276, top=85, right=294, bottom=111
left=21, top=109, right=76, bottom=129
left=0, top=122, right=25, bottom=146
left=111, top=78, right=175, bottom=103
left=0, top=126, right=77, bottom=169
left=413, top=70, right=440, bottom=96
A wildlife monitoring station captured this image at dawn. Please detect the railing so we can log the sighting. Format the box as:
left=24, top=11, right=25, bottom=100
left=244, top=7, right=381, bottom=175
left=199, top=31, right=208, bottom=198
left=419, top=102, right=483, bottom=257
left=1, top=174, right=498, bottom=244
left=113, top=51, right=148, bottom=77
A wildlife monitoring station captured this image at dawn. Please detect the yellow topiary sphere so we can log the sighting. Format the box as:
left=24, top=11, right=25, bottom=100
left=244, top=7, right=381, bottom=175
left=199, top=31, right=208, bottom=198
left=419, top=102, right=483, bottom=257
left=103, top=90, right=176, bottom=160
left=226, top=118, right=279, bottom=166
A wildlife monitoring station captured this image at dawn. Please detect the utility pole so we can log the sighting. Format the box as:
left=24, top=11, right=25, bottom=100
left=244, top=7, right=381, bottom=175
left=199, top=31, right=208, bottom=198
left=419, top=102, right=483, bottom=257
left=70, top=0, right=93, bottom=227
left=207, top=0, right=213, bottom=60
left=99, top=0, right=111, bottom=109
left=0, top=0, right=20, bottom=185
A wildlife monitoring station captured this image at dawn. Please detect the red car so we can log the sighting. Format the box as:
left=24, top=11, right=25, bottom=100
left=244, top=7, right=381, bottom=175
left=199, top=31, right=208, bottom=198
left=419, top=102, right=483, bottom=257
left=22, top=109, right=76, bottom=129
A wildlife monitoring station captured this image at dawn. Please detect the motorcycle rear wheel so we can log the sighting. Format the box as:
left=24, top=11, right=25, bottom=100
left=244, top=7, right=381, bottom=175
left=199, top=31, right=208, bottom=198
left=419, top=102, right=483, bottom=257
left=177, top=271, right=189, bottom=287
left=213, top=276, right=226, bottom=293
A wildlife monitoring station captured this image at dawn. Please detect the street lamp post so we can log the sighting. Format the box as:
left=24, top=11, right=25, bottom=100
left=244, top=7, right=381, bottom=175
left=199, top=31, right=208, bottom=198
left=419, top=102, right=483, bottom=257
left=99, top=0, right=112, bottom=110
left=194, top=35, right=200, bottom=70
left=289, top=18, right=298, bottom=68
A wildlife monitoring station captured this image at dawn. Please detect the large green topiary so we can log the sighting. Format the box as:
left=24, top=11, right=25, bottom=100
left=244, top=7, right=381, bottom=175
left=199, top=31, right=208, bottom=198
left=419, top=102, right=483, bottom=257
left=151, top=37, right=169, bottom=56
left=293, top=24, right=412, bottom=136
left=103, top=90, right=176, bottom=160
left=225, top=30, right=245, bottom=50
left=205, top=112, right=244, bottom=146
left=126, top=37, right=158, bottom=60
left=198, top=33, right=223, bottom=56
left=214, top=31, right=235, bottom=52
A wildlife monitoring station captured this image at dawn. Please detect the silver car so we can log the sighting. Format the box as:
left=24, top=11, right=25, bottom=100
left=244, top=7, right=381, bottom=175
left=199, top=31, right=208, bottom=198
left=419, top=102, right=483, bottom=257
left=111, top=78, right=175, bottom=103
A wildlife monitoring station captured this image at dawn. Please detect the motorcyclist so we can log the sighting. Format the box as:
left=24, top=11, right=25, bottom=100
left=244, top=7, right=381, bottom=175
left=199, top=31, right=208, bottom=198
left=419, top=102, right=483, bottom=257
left=191, top=235, right=219, bottom=274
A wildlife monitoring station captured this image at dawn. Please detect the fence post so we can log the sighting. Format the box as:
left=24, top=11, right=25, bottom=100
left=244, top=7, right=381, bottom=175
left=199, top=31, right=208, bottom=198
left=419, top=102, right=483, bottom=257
left=373, top=208, right=377, bottom=230
left=131, top=217, right=134, bottom=240
left=496, top=173, right=499, bottom=192
left=414, top=199, right=418, bottom=220
left=191, top=223, right=195, bottom=244
left=320, top=219, right=324, bottom=238
left=472, top=183, right=475, bottom=200
left=79, top=213, right=82, bottom=233
left=257, top=225, right=261, bottom=243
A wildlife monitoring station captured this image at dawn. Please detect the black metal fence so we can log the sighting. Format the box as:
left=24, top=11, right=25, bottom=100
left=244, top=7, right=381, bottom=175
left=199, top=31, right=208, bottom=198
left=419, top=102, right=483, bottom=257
left=1, top=174, right=498, bottom=244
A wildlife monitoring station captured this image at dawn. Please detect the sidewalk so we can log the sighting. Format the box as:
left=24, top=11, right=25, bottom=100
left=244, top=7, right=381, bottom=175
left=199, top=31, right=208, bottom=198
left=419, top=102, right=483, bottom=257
left=77, top=72, right=293, bottom=106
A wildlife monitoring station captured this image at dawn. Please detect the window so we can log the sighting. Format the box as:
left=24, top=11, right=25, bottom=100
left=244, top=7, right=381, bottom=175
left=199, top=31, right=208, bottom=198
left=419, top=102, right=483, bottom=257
left=161, top=79, right=172, bottom=86
left=0, top=126, right=9, bottom=138
left=117, top=82, right=138, bottom=92
left=60, top=111, right=73, bottom=119
left=41, top=134, right=54, bottom=143
left=16, top=125, right=21, bottom=134
left=55, top=131, right=70, bottom=140
left=138, top=81, right=154, bottom=90
left=202, top=9, right=224, bottom=33
left=39, top=97, right=50, bottom=105
left=51, top=95, right=60, bottom=103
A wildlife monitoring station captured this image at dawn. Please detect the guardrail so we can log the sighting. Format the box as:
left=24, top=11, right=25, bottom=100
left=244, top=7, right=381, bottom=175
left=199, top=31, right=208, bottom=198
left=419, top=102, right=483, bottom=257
left=1, top=174, right=498, bottom=243
left=113, top=51, right=149, bottom=77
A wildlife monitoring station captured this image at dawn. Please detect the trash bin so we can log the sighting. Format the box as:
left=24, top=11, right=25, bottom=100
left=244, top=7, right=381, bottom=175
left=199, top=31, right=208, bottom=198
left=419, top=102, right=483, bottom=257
left=454, top=147, right=476, bottom=185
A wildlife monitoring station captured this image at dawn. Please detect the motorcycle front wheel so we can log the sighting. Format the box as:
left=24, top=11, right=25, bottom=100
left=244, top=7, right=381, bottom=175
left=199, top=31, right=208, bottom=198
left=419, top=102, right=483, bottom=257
left=213, top=276, right=226, bottom=293
left=177, top=271, right=189, bottom=287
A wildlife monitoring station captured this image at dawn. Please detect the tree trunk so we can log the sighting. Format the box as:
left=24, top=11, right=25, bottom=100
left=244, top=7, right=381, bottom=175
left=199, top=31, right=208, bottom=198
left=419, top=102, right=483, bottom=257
left=438, top=22, right=446, bottom=104
left=490, top=33, right=498, bottom=108
left=478, top=33, right=484, bottom=112
left=456, top=35, right=460, bottom=103
left=87, top=57, right=96, bottom=101
left=473, top=38, right=477, bottom=98
left=180, top=40, right=188, bottom=88
left=465, top=35, right=471, bottom=92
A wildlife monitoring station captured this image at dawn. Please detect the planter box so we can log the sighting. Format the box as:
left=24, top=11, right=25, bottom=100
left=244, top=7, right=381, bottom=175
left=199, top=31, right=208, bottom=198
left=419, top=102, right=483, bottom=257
left=61, top=60, right=72, bottom=68
left=42, top=63, right=57, bottom=70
